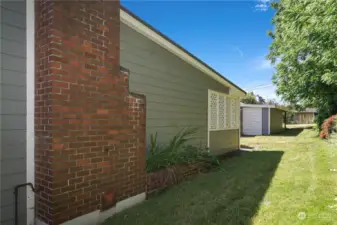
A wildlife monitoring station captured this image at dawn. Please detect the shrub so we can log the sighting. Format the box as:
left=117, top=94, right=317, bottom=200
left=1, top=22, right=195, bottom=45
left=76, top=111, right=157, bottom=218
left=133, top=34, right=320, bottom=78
left=146, top=128, right=219, bottom=172
left=320, top=115, right=337, bottom=139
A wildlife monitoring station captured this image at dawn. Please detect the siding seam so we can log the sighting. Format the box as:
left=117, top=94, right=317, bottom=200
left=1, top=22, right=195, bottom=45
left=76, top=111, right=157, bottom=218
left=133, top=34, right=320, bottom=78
left=0, top=5, right=25, bottom=15
left=132, top=90, right=207, bottom=103
left=0, top=52, right=26, bottom=59
left=0, top=98, right=26, bottom=101
left=122, top=60, right=229, bottom=92
left=0, top=37, right=26, bottom=44
left=129, top=74, right=210, bottom=94
left=0, top=83, right=26, bottom=87
left=0, top=21, right=26, bottom=30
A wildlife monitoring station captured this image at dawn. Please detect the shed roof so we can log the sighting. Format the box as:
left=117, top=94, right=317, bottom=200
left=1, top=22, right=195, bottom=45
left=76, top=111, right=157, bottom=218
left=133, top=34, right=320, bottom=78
left=240, top=103, right=276, bottom=108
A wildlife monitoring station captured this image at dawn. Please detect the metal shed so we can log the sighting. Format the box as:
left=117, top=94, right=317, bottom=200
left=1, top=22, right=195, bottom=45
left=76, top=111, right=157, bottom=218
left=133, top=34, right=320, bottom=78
left=240, top=104, right=286, bottom=136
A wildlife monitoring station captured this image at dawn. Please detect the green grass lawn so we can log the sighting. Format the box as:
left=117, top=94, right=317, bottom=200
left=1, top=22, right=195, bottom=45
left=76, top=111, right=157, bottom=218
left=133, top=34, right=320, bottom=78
left=103, top=127, right=337, bottom=225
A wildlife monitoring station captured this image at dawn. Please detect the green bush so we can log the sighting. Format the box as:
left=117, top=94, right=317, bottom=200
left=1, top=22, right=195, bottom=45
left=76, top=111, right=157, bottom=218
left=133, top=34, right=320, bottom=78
left=146, top=128, right=219, bottom=172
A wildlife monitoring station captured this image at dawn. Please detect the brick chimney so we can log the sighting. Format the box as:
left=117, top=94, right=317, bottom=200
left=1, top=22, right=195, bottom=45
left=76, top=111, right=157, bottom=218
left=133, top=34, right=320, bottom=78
left=35, top=1, right=146, bottom=224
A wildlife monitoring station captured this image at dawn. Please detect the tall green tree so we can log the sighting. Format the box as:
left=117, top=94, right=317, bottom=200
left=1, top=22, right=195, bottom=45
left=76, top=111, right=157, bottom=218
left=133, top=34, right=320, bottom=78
left=268, top=0, right=337, bottom=126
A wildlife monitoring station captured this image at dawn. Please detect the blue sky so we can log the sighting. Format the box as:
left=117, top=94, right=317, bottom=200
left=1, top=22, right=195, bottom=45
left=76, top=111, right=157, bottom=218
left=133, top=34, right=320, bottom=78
left=121, top=0, right=278, bottom=100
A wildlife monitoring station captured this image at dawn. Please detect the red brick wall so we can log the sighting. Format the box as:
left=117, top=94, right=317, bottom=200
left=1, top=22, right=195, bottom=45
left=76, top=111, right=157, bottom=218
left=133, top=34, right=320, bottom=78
left=35, top=1, right=146, bottom=224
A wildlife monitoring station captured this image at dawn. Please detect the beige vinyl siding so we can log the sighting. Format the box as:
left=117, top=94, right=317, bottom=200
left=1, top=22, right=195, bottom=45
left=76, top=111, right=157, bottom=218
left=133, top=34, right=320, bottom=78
left=120, top=23, right=239, bottom=152
left=270, top=108, right=284, bottom=134
left=209, top=130, right=239, bottom=155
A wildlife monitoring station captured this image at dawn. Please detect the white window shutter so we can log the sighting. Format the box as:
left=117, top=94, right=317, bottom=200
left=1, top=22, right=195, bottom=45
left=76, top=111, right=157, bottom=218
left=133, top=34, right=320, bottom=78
left=230, top=98, right=237, bottom=128
left=209, top=91, right=218, bottom=130
left=236, top=99, right=240, bottom=129
left=218, top=95, right=226, bottom=129
left=208, top=90, right=228, bottom=131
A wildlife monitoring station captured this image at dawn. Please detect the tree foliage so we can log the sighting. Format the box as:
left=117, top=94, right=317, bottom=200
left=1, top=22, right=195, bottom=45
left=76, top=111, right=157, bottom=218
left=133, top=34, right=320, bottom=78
left=257, top=95, right=266, bottom=104
left=241, top=92, right=258, bottom=104
left=268, top=0, right=337, bottom=126
left=241, top=92, right=269, bottom=105
left=267, top=99, right=278, bottom=105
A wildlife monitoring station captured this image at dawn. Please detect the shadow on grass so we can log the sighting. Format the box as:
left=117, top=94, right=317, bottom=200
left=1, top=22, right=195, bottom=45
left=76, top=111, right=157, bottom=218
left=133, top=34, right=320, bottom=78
left=240, top=144, right=255, bottom=149
left=103, top=150, right=283, bottom=225
left=270, top=128, right=304, bottom=137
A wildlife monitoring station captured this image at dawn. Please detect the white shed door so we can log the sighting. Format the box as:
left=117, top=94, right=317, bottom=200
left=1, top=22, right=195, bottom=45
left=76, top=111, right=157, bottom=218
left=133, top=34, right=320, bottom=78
left=243, top=108, right=262, bottom=135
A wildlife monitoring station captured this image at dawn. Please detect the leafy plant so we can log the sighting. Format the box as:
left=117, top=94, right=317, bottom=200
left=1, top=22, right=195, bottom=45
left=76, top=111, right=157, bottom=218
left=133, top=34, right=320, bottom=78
left=166, top=127, right=199, bottom=153
left=320, top=115, right=337, bottom=139
left=146, top=128, right=219, bottom=172
left=149, top=132, right=159, bottom=155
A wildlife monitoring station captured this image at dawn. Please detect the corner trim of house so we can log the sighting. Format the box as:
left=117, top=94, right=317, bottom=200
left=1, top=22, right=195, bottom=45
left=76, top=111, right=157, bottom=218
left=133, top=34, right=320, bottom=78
left=207, top=90, right=210, bottom=149
left=26, top=0, right=35, bottom=224
left=268, top=108, right=271, bottom=135
left=0, top=0, right=2, bottom=218
left=238, top=99, right=241, bottom=149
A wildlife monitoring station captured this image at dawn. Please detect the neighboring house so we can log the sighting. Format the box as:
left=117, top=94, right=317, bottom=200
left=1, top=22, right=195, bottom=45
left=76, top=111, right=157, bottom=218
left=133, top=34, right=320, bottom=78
left=241, top=104, right=286, bottom=136
left=0, top=1, right=245, bottom=225
left=294, top=108, right=317, bottom=124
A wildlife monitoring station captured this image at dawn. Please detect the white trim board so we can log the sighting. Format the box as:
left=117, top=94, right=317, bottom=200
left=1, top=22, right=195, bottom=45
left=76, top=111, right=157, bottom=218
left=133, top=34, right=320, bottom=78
left=268, top=108, right=271, bottom=135
left=207, top=90, right=211, bottom=148
left=120, top=9, right=245, bottom=98
left=26, top=0, right=35, bottom=224
left=36, top=193, right=146, bottom=225
left=240, top=103, right=276, bottom=108
left=0, top=0, right=2, bottom=222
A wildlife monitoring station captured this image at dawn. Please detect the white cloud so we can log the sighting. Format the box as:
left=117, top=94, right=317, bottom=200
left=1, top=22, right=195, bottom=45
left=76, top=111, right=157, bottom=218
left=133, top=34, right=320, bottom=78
left=235, top=47, right=244, bottom=58
left=227, top=45, right=244, bottom=58
left=253, top=85, right=281, bottom=103
left=255, top=0, right=270, bottom=12
left=256, top=57, right=280, bottom=70
left=260, top=59, right=273, bottom=69
left=253, top=58, right=273, bottom=70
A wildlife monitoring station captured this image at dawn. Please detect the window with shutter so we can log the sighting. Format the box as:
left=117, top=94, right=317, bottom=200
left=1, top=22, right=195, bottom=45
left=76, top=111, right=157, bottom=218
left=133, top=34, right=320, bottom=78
left=208, top=90, right=227, bottom=131
left=208, top=90, right=240, bottom=131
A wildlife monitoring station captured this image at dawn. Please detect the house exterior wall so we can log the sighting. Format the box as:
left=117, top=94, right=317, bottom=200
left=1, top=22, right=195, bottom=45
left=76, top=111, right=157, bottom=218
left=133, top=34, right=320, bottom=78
left=120, top=23, right=239, bottom=152
left=270, top=108, right=284, bottom=134
left=35, top=1, right=146, bottom=224
left=209, top=130, right=239, bottom=155
left=0, top=1, right=27, bottom=225
left=262, top=108, right=269, bottom=135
